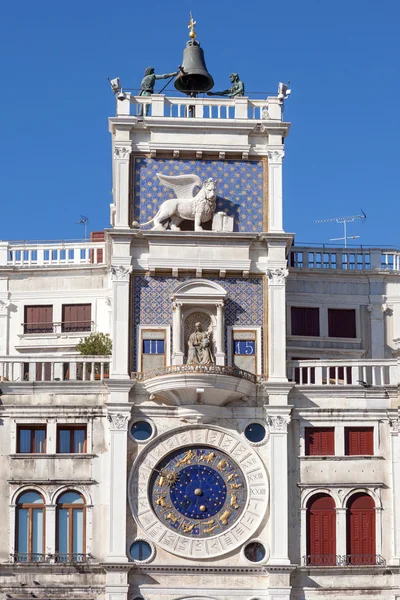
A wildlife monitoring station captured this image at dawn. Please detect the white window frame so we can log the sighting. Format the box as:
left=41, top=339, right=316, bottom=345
left=136, top=325, right=171, bottom=372
left=227, top=326, right=262, bottom=374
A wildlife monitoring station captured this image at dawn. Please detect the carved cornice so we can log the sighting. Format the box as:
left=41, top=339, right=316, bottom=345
left=266, top=267, right=289, bottom=285
left=111, top=264, right=132, bottom=281
left=114, top=146, right=132, bottom=159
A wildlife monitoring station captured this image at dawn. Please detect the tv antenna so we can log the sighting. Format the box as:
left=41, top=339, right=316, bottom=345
left=314, top=210, right=366, bottom=248
left=76, top=215, right=89, bottom=241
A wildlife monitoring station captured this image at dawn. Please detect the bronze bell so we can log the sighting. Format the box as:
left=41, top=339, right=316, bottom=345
left=175, top=39, right=214, bottom=95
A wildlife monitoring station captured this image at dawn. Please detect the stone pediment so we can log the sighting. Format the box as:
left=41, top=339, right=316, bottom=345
left=172, top=279, right=227, bottom=302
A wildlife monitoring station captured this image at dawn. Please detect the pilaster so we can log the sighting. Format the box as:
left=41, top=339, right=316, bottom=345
left=111, top=260, right=132, bottom=379
left=267, top=150, right=285, bottom=232
left=105, top=568, right=130, bottom=600
left=113, top=143, right=132, bottom=228
left=265, top=406, right=292, bottom=565
left=367, top=301, right=386, bottom=359
left=0, top=295, right=10, bottom=355
left=390, top=417, right=400, bottom=564
left=267, top=266, right=289, bottom=382
left=172, top=301, right=184, bottom=365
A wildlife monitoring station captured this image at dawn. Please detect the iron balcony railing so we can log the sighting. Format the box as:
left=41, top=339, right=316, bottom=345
left=22, top=321, right=94, bottom=334
left=133, top=363, right=259, bottom=384
left=303, top=554, right=386, bottom=567
left=11, top=552, right=94, bottom=564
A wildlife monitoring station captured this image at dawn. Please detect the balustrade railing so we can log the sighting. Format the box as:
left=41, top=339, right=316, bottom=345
left=2, top=241, right=105, bottom=267
left=287, top=359, right=396, bottom=386
left=290, top=246, right=400, bottom=272
left=116, top=94, right=282, bottom=121
left=0, top=356, right=110, bottom=382
left=303, top=554, right=385, bottom=567
left=133, top=363, right=259, bottom=384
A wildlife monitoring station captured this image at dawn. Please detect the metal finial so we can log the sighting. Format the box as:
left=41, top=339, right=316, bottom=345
left=188, top=12, right=196, bottom=39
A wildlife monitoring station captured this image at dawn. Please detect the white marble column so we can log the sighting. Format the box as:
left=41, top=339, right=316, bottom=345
left=266, top=408, right=291, bottom=565
left=0, top=298, right=10, bottom=355
left=267, top=150, right=285, bottom=232
left=111, top=264, right=132, bottom=379
left=267, top=267, right=289, bottom=382
left=45, top=505, right=56, bottom=557
left=215, top=301, right=225, bottom=365
left=172, top=301, right=184, bottom=365
left=113, top=144, right=132, bottom=229
left=336, top=507, right=347, bottom=557
left=106, top=404, right=132, bottom=563
left=390, top=418, right=400, bottom=564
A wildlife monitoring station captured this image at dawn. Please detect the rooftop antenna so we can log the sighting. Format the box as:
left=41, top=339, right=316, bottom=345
left=314, top=210, right=366, bottom=248
left=76, top=216, right=89, bottom=241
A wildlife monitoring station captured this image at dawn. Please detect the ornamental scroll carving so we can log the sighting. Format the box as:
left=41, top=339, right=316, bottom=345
left=266, top=267, right=289, bottom=285
left=267, top=415, right=290, bottom=433
left=389, top=419, right=400, bottom=434
left=267, top=149, right=285, bottom=163
left=111, top=265, right=132, bottom=282
left=108, top=413, right=130, bottom=430
left=114, top=146, right=132, bottom=159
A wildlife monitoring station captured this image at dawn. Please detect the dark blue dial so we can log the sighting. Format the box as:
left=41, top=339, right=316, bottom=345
left=170, top=464, right=226, bottom=519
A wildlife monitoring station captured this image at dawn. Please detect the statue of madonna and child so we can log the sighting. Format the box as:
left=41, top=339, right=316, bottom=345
left=187, top=322, right=214, bottom=365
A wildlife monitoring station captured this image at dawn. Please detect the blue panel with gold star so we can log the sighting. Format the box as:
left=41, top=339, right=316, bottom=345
left=149, top=446, right=247, bottom=538
left=133, top=157, right=265, bottom=232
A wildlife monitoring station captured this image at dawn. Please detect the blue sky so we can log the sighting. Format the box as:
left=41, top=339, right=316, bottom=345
left=0, top=0, right=399, bottom=247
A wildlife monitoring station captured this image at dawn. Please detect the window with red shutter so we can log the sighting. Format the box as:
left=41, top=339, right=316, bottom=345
left=307, top=494, right=336, bottom=565
left=347, top=493, right=375, bottom=564
left=328, top=309, right=356, bottom=338
left=24, top=305, right=53, bottom=334
left=345, top=427, right=373, bottom=456
left=291, top=307, right=320, bottom=336
left=305, top=427, right=335, bottom=456
left=62, top=304, right=91, bottom=332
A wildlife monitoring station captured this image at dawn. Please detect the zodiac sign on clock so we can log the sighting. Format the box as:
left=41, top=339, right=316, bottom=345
left=199, top=451, right=216, bottom=463
left=175, top=449, right=196, bottom=467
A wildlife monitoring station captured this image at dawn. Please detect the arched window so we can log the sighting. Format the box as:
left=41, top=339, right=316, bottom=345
left=347, top=493, right=376, bottom=564
left=16, top=491, right=45, bottom=562
left=56, top=491, right=86, bottom=562
left=307, top=493, right=336, bottom=565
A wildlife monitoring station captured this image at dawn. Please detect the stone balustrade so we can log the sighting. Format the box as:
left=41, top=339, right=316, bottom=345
left=0, top=355, right=111, bottom=382
left=115, top=93, right=283, bottom=121
left=287, top=358, right=399, bottom=386
left=289, top=246, right=400, bottom=272
left=133, top=363, right=259, bottom=384
left=0, top=240, right=106, bottom=267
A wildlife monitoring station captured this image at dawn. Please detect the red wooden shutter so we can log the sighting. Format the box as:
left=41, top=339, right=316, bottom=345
left=328, top=309, right=356, bottom=338
left=307, top=494, right=336, bottom=564
left=24, top=305, right=53, bottom=333
left=305, top=428, right=335, bottom=456
left=90, top=231, right=104, bottom=263
left=345, top=428, right=373, bottom=455
left=347, top=494, right=375, bottom=564
left=291, top=307, right=320, bottom=336
left=62, top=304, right=91, bottom=331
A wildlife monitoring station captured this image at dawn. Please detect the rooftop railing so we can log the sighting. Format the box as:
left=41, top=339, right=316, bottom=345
left=287, top=359, right=397, bottom=386
left=289, top=247, right=400, bottom=272
left=1, top=240, right=106, bottom=267
left=115, top=93, right=283, bottom=121
left=0, top=355, right=110, bottom=382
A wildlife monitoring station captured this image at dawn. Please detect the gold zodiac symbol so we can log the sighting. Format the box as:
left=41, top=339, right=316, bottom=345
left=164, top=512, right=179, bottom=524
left=155, top=496, right=171, bottom=508
left=230, top=494, right=239, bottom=509
left=157, top=475, right=166, bottom=487
left=227, top=473, right=239, bottom=482
left=217, top=459, right=229, bottom=471
left=202, top=519, right=215, bottom=526
left=230, top=482, right=243, bottom=490
left=199, top=451, right=216, bottom=463
left=204, top=524, right=218, bottom=534
left=183, top=522, right=196, bottom=533
left=219, top=509, right=231, bottom=526
left=176, top=450, right=196, bottom=467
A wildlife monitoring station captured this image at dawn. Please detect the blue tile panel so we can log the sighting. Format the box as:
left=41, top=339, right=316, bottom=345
left=132, top=275, right=265, bottom=371
left=133, top=158, right=265, bottom=233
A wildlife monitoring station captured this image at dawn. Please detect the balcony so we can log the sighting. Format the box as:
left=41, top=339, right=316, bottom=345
left=22, top=321, right=94, bottom=334
left=287, top=359, right=398, bottom=387
left=0, top=355, right=110, bottom=383
left=133, top=364, right=259, bottom=406
left=303, top=554, right=386, bottom=567
left=0, top=240, right=106, bottom=268
left=289, top=246, right=400, bottom=272
left=10, top=552, right=93, bottom=564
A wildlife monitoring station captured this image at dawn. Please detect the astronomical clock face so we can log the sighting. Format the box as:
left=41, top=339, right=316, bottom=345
left=129, top=426, right=268, bottom=559
left=149, top=447, right=247, bottom=538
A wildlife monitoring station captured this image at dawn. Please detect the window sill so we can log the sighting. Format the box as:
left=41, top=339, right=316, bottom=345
left=10, top=453, right=96, bottom=459
left=299, top=455, right=383, bottom=460
left=288, top=335, right=361, bottom=343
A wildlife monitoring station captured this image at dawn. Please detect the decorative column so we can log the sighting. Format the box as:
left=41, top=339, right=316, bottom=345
left=336, top=507, right=347, bottom=557
left=111, top=264, right=132, bottom=379
left=113, top=144, right=132, bottom=228
left=0, top=298, right=10, bottom=355
left=172, top=301, right=184, bottom=365
left=390, top=417, right=400, bottom=564
left=267, top=267, right=289, bottom=383
left=267, top=150, right=285, bottom=232
left=215, top=301, right=225, bottom=366
left=106, top=404, right=132, bottom=563
left=266, top=408, right=291, bottom=565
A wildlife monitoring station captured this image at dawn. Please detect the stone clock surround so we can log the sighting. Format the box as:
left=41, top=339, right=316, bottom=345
left=128, top=424, right=269, bottom=559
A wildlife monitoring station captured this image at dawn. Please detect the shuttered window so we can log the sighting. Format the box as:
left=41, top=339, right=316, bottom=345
left=24, top=306, right=53, bottom=334
left=291, top=307, right=320, bottom=336
left=347, top=493, right=376, bottom=564
left=307, top=494, right=336, bottom=565
left=328, top=308, right=356, bottom=338
left=305, top=427, right=335, bottom=456
left=345, top=427, right=374, bottom=456
left=62, top=304, right=91, bottom=332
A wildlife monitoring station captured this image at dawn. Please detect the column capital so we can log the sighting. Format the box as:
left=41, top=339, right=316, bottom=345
left=113, top=145, right=132, bottom=160
left=172, top=301, right=183, bottom=310
left=265, top=409, right=291, bottom=433
left=389, top=418, right=400, bottom=434
left=111, top=264, right=132, bottom=282
left=267, top=149, right=285, bottom=163
left=107, top=411, right=131, bottom=431
left=267, top=267, right=289, bottom=285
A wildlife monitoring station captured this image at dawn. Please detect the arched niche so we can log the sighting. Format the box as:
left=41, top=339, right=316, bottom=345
left=171, top=279, right=227, bottom=366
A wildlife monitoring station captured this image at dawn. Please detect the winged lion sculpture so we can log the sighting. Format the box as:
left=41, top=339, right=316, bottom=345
left=140, top=173, right=217, bottom=231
